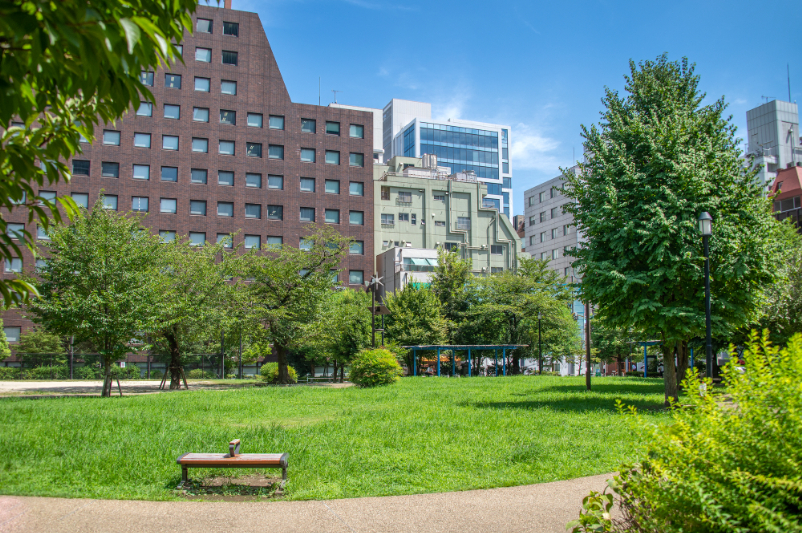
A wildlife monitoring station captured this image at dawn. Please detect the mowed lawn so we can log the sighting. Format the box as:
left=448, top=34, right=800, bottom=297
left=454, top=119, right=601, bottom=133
left=0, top=376, right=669, bottom=501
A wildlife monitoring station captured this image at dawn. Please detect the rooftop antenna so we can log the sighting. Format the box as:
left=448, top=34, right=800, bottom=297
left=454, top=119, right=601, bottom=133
left=319, top=77, right=321, bottom=106
left=788, top=64, right=792, bottom=102
left=762, top=95, right=775, bottom=104
left=332, top=90, right=342, bottom=104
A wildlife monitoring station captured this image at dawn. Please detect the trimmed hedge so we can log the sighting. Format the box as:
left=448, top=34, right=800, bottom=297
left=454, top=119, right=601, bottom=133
left=0, top=367, right=20, bottom=380
left=186, top=369, right=216, bottom=379
left=349, top=348, right=403, bottom=388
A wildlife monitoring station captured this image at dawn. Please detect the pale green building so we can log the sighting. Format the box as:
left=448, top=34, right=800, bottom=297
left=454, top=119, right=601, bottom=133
left=374, top=155, right=523, bottom=276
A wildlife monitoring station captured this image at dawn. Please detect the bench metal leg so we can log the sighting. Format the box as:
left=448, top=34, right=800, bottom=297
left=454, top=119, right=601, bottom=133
left=278, top=466, right=287, bottom=491
left=177, top=465, right=188, bottom=489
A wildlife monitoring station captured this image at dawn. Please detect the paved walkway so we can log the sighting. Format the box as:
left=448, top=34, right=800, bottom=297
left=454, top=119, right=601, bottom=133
left=0, top=474, right=611, bottom=533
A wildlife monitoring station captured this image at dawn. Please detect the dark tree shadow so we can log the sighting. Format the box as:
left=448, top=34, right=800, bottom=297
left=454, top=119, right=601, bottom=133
left=467, top=398, right=666, bottom=413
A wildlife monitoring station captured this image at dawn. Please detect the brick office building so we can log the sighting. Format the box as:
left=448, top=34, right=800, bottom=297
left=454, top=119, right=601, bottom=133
left=1, top=4, right=375, bottom=353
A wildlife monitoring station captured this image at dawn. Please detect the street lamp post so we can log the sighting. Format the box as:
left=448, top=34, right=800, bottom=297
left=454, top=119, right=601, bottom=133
left=699, top=212, right=713, bottom=379
left=537, top=312, right=542, bottom=374
left=365, top=274, right=384, bottom=348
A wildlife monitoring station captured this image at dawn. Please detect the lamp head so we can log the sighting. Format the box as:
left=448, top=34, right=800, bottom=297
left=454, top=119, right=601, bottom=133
left=698, top=212, right=713, bottom=236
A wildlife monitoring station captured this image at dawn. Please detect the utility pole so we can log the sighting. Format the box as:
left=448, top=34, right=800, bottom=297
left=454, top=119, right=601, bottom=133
left=69, top=335, right=74, bottom=380
left=537, top=312, right=542, bottom=374
left=585, top=301, right=592, bottom=391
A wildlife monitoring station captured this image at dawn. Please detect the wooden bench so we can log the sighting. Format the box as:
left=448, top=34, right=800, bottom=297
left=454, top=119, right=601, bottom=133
left=176, top=439, right=288, bottom=489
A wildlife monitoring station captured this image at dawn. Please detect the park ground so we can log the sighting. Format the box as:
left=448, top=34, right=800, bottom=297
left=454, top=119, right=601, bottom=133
left=0, top=376, right=669, bottom=502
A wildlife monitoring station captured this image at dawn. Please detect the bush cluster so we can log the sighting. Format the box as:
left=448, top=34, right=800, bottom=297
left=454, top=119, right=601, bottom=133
left=109, top=365, right=141, bottom=379
left=186, top=369, right=216, bottom=379
left=349, top=348, right=403, bottom=388
left=260, top=363, right=298, bottom=384
left=0, top=367, right=20, bottom=380
left=21, top=366, right=69, bottom=380
left=149, top=370, right=163, bottom=380
left=568, top=331, right=802, bottom=532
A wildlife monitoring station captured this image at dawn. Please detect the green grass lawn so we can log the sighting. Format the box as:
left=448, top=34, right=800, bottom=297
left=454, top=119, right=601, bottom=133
left=0, top=376, right=669, bottom=501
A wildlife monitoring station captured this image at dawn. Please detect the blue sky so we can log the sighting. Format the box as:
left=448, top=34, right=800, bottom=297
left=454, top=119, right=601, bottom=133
left=227, top=0, right=801, bottom=215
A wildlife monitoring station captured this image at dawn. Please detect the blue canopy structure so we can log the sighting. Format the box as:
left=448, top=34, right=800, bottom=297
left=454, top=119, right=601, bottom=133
left=639, top=341, right=662, bottom=377
left=402, top=345, right=528, bottom=377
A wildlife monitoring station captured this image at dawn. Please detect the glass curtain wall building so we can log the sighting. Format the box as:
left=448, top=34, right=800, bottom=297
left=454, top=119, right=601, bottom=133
left=391, top=115, right=513, bottom=218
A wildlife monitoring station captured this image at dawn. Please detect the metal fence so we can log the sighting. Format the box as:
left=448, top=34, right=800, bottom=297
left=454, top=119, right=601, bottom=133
left=2, top=352, right=264, bottom=380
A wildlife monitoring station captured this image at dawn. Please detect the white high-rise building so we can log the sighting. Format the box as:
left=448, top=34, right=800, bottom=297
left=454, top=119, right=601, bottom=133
left=329, top=103, right=385, bottom=163
left=382, top=99, right=513, bottom=219
left=746, top=100, right=801, bottom=186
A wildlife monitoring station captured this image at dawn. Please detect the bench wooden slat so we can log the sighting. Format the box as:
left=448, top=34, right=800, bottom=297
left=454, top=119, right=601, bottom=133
left=177, top=452, right=287, bottom=467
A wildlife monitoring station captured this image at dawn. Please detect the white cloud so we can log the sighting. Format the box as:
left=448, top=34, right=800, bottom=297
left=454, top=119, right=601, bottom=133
left=433, top=88, right=470, bottom=121
left=510, top=123, right=562, bottom=173
left=733, top=98, right=747, bottom=105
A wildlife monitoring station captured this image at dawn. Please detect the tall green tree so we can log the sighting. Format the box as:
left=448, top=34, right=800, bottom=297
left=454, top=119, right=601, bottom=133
left=430, top=248, right=473, bottom=342
left=738, top=221, right=802, bottom=346
left=0, top=0, right=198, bottom=307
left=307, top=288, right=372, bottom=381
left=148, top=235, right=240, bottom=389
left=563, top=55, right=785, bottom=403
left=25, top=199, right=162, bottom=396
left=243, top=226, right=350, bottom=384
left=15, top=328, right=64, bottom=368
left=464, top=257, right=577, bottom=373
left=384, top=285, right=448, bottom=369
left=591, top=319, right=641, bottom=374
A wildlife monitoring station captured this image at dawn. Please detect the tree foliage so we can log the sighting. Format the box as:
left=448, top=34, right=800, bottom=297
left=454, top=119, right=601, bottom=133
left=0, top=0, right=198, bottom=307
left=15, top=327, right=64, bottom=367
left=430, top=248, right=472, bottom=342
left=0, top=319, right=10, bottom=359
left=305, top=288, right=372, bottom=381
left=384, top=285, right=448, bottom=349
left=243, top=225, right=350, bottom=383
left=25, top=199, right=162, bottom=396
left=148, top=234, right=241, bottom=389
left=563, top=54, right=785, bottom=403
left=463, top=257, right=578, bottom=373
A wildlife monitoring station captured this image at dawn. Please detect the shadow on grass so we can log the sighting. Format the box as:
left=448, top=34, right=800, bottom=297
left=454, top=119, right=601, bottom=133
left=468, top=397, right=666, bottom=413
left=532, top=381, right=666, bottom=396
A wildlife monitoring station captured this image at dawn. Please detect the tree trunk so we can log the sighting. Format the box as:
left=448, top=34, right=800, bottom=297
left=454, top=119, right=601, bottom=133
left=102, top=358, right=112, bottom=397
left=167, top=331, right=182, bottom=390
left=512, top=353, right=520, bottom=375
left=661, top=340, right=679, bottom=406
left=676, top=340, right=689, bottom=390
left=275, top=343, right=290, bottom=383
left=332, top=360, right=338, bottom=383
left=340, top=365, right=344, bottom=383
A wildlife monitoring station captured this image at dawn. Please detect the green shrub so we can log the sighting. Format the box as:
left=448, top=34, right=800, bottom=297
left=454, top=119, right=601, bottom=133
left=187, top=369, right=216, bottom=379
left=568, top=330, right=802, bottom=532
left=20, top=366, right=68, bottom=380
left=349, top=348, right=403, bottom=387
left=149, top=370, right=163, bottom=380
left=624, top=371, right=642, bottom=377
left=260, top=363, right=297, bottom=384
left=75, top=365, right=100, bottom=380
left=110, top=365, right=141, bottom=379
left=0, top=367, right=20, bottom=380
